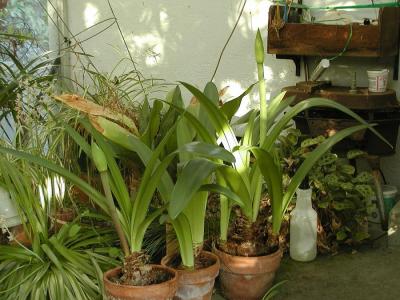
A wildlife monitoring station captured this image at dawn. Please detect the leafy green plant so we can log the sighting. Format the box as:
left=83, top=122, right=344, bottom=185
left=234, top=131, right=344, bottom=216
left=0, top=95, right=237, bottom=276
left=0, top=158, right=117, bottom=299
left=279, top=134, right=374, bottom=251
left=170, top=29, right=387, bottom=256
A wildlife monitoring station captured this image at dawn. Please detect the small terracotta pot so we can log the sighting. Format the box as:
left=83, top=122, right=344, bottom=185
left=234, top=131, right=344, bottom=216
left=103, top=265, right=178, bottom=300
left=53, top=208, right=76, bottom=231
left=161, top=251, right=220, bottom=300
left=10, top=224, right=31, bottom=247
left=213, top=246, right=282, bottom=300
left=0, top=0, right=8, bottom=10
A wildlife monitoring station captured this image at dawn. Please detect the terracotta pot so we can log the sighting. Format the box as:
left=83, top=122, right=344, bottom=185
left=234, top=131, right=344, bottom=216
left=53, top=208, right=76, bottom=231
left=161, top=251, right=220, bottom=300
left=213, top=246, right=282, bottom=300
left=10, top=224, right=31, bottom=247
left=103, top=265, right=178, bottom=300
left=0, top=0, right=8, bottom=10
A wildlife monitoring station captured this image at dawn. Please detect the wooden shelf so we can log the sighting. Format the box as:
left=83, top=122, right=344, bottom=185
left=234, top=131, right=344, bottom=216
left=267, top=6, right=400, bottom=57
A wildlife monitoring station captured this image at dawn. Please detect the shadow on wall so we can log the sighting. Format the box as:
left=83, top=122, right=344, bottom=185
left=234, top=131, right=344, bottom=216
left=66, top=0, right=298, bottom=108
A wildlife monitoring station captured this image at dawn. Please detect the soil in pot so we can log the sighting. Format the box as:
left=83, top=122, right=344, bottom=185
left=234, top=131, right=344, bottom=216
left=212, top=198, right=284, bottom=300
left=161, top=251, right=220, bottom=300
left=9, top=224, right=32, bottom=247
left=52, top=207, right=76, bottom=232
left=213, top=246, right=282, bottom=300
left=104, top=265, right=178, bottom=300
left=104, top=252, right=177, bottom=299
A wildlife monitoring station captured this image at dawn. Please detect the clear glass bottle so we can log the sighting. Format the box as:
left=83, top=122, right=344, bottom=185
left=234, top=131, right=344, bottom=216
left=290, top=187, right=317, bottom=262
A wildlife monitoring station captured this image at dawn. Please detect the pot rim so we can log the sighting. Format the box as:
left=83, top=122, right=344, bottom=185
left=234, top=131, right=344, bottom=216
left=213, top=245, right=283, bottom=275
left=213, top=244, right=282, bottom=259
left=161, top=250, right=220, bottom=274
left=103, top=264, right=178, bottom=290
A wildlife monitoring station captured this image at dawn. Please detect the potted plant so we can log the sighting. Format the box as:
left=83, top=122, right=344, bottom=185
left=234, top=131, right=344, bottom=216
left=0, top=99, right=237, bottom=299
left=0, top=157, right=117, bottom=299
left=172, top=30, right=388, bottom=300
left=278, top=134, right=374, bottom=253
left=158, top=85, right=243, bottom=300
left=83, top=89, right=239, bottom=300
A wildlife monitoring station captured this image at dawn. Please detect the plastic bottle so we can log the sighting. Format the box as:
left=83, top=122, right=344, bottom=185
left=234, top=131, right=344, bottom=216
left=388, top=201, right=400, bottom=248
left=290, top=185, right=317, bottom=262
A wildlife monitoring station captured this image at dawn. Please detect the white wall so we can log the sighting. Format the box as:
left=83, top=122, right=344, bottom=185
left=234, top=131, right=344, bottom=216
left=66, top=0, right=400, bottom=188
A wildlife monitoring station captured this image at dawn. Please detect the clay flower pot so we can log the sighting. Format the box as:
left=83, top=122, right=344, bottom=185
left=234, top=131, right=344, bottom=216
left=161, top=251, right=220, bottom=300
left=10, top=224, right=31, bottom=247
left=53, top=208, right=76, bottom=231
left=0, top=0, right=8, bottom=10
left=213, top=246, right=282, bottom=300
left=103, top=265, right=178, bottom=300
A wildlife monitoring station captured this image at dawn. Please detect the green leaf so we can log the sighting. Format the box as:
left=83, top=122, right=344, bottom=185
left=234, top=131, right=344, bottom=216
left=301, top=136, right=325, bottom=148
left=263, top=98, right=390, bottom=152
left=355, top=184, right=374, bottom=197
left=140, top=100, right=163, bottom=147
left=91, top=142, right=108, bottom=172
left=318, top=153, right=337, bottom=166
left=255, top=29, right=265, bottom=64
left=266, top=93, right=295, bottom=131
left=179, top=141, right=235, bottom=163
left=336, top=230, right=347, bottom=241
left=347, top=149, right=367, bottom=160
left=169, top=158, right=219, bottom=219
left=339, top=164, right=356, bottom=175
left=281, top=124, right=373, bottom=232
left=199, top=184, right=244, bottom=206
left=249, top=147, right=283, bottom=233
left=221, top=83, right=256, bottom=121
left=353, top=172, right=373, bottom=183
left=0, top=146, right=109, bottom=212
left=68, top=224, right=81, bottom=238
left=354, top=231, right=369, bottom=242
left=170, top=214, right=194, bottom=268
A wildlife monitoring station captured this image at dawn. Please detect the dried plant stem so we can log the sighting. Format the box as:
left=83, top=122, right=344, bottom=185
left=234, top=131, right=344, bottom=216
left=210, top=0, right=247, bottom=82
left=106, top=0, right=147, bottom=97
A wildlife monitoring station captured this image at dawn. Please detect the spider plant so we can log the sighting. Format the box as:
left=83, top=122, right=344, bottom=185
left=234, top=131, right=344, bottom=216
left=0, top=40, right=59, bottom=143
left=169, top=29, right=389, bottom=252
left=0, top=157, right=117, bottom=300
left=0, top=103, right=236, bottom=272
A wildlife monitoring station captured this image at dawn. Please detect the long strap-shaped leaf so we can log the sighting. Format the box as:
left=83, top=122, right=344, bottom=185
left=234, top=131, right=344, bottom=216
left=169, top=158, right=221, bottom=219
left=266, top=93, right=296, bottom=131
left=221, top=83, right=257, bottom=122
left=0, top=147, right=108, bottom=212
left=179, top=82, right=242, bottom=162
left=170, top=214, right=194, bottom=268
left=160, top=100, right=215, bottom=144
left=249, top=148, right=283, bottom=233
left=81, top=119, right=132, bottom=220
left=180, top=82, right=251, bottom=193
left=91, top=116, right=175, bottom=202
left=262, top=98, right=391, bottom=152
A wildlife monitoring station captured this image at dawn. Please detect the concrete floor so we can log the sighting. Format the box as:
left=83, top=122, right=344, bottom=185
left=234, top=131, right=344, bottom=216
left=213, top=234, right=400, bottom=299
left=274, top=247, right=400, bottom=300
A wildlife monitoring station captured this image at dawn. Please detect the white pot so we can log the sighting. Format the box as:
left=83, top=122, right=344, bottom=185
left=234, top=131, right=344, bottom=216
left=0, top=186, right=22, bottom=227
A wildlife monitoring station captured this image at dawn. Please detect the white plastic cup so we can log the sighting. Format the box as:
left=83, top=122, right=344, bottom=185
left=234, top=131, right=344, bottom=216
left=367, top=69, right=389, bottom=93
left=383, top=185, right=398, bottom=216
